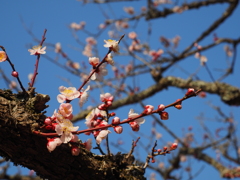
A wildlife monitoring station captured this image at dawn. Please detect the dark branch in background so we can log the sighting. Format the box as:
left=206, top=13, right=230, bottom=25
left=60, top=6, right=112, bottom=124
left=72, top=76, right=240, bottom=121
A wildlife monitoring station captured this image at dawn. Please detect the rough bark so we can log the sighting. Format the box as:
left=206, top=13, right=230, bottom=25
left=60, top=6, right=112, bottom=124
left=0, top=89, right=146, bottom=180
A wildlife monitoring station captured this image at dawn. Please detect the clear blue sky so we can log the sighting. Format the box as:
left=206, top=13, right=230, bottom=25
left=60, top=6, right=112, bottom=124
left=1, top=0, right=240, bottom=179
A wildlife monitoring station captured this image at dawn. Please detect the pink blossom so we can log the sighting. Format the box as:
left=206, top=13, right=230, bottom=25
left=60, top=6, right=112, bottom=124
left=224, top=45, right=233, bottom=57
left=82, top=44, right=93, bottom=57
left=104, top=39, right=119, bottom=53
left=144, top=105, right=154, bottom=114
left=200, top=55, right=207, bottom=66
left=79, top=85, right=90, bottom=107
left=57, top=86, right=80, bottom=103
left=84, top=139, right=92, bottom=151
left=70, top=135, right=79, bottom=142
left=47, top=138, right=62, bottom=152
left=112, top=117, right=120, bottom=125
left=58, top=103, right=73, bottom=117
left=149, top=49, right=164, bottom=61
left=128, top=109, right=145, bottom=125
left=100, top=93, right=114, bottom=102
left=123, top=6, right=135, bottom=15
left=9, top=81, right=17, bottom=89
left=0, top=51, right=7, bottom=62
left=86, top=37, right=97, bottom=45
left=89, top=57, right=99, bottom=67
left=91, top=63, right=108, bottom=81
left=128, top=31, right=137, bottom=39
left=114, top=126, right=123, bottom=134
left=55, top=119, right=79, bottom=143
left=28, top=45, right=46, bottom=55
left=85, top=108, right=106, bottom=128
left=96, top=130, right=111, bottom=144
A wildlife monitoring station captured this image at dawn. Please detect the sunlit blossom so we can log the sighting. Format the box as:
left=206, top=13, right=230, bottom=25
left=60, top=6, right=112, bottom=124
left=123, top=6, right=135, bottom=15
left=58, top=103, right=73, bottom=118
left=128, top=109, right=145, bottom=125
left=96, top=130, right=111, bottom=144
left=55, top=118, right=79, bottom=143
left=86, top=37, right=97, bottom=45
left=91, top=63, right=108, bottom=81
left=57, top=86, right=80, bottom=103
left=104, top=39, right=119, bottom=53
left=79, top=85, right=90, bottom=107
left=128, top=31, right=137, bottom=39
left=84, top=139, right=92, bottom=151
left=100, top=92, right=114, bottom=102
left=47, top=138, right=62, bottom=152
left=28, top=45, right=46, bottom=55
left=0, top=51, right=7, bottom=62
left=105, top=53, right=114, bottom=66
left=89, top=57, right=99, bottom=67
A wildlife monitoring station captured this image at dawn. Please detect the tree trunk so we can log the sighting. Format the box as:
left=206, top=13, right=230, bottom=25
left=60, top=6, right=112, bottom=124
left=0, top=89, right=146, bottom=180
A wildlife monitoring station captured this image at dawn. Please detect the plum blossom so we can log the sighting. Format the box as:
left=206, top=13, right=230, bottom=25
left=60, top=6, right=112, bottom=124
left=123, top=6, right=135, bottom=15
left=96, top=130, right=111, bottom=144
left=144, top=105, right=154, bottom=114
left=55, top=42, right=61, bottom=53
left=58, top=103, right=73, bottom=118
left=79, top=85, right=90, bottom=107
left=128, top=31, right=137, bottom=39
left=91, top=63, right=108, bottom=81
left=85, top=108, right=106, bottom=128
left=86, top=37, right=97, bottom=45
left=104, top=39, right=119, bottom=53
left=105, top=53, right=114, bottom=66
left=0, top=51, right=7, bottom=62
left=57, top=86, right=80, bottom=103
left=100, top=92, right=114, bottom=102
left=28, top=45, right=46, bottom=55
left=55, top=118, right=79, bottom=143
left=84, top=139, right=92, bottom=151
left=128, top=109, right=145, bottom=131
left=47, top=138, right=62, bottom=152
left=89, top=57, right=99, bottom=67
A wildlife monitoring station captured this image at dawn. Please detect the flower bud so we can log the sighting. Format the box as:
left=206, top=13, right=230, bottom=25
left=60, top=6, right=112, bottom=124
left=112, top=117, right=120, bottom=125
left=114, top=126, right=123, bottom=134
left=171, top=143, right=178, bottom=150
left=45, top=125, right=53, bottom=130
left=157, top=149, right=162, bottom=153
left=160, top=111, right=169, bottom=120
left=129, top=121, right=140, bottom=132
left=163, top=146, right=168, bottom=151
left=11, top=71, right=19, bottom=78
left=185, top=88, right=195, bottom=96
left=71, top=146, right=80, bottom=156
left=174, top=99, right=182, bottom=110
left=157, top=104, right=165, bottom=111
left=44, top=117, right=52, bottom=125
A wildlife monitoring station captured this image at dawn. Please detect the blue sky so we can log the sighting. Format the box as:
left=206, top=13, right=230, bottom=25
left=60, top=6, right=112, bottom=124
left=1, top=0, right=240, bottom=179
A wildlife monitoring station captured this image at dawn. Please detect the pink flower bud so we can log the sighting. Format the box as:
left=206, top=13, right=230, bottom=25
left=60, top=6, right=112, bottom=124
left=157, top=104, right=165, bottom=111
left=157, top=149, right=162, bottom=153
left=114, top=126, right=123, bottom=134
left=160, top=111, right=169, bottom=120
left=171, top=143, right=178, bottom=150
left=51, top=123, right=58, bottom=131
left=44, top=117, right=52, bottom=125
left=112, top=117, right=120, bottom=125
left=71, top=146, right=80, bottom=156
left=185, top=88, right=195, bottom=96
left=163, top=146, right=168, bottom=151
left=174, top=100, right=182, bottom=110
left=129, top=121, right=140, bottom=132
left=11, top=71, right=19, bottom=78
left=45, top=125, right=53, bottom=130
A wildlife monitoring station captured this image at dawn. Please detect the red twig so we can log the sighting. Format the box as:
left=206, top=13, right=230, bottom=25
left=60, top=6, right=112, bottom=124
left=32, top=89, right=202, bottom=137
left=29, top=29, right=47, bottom=87
left=0, top=46, right=26, bottom=93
